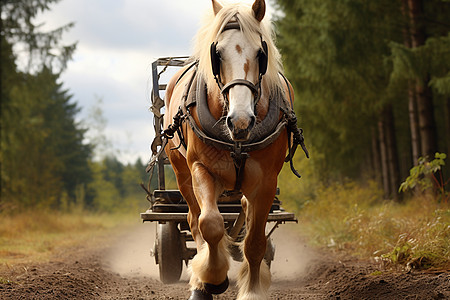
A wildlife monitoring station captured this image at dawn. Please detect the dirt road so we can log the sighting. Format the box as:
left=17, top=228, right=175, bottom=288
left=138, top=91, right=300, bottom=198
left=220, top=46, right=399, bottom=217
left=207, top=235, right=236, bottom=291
left=1, top=222, right=448, bottom=299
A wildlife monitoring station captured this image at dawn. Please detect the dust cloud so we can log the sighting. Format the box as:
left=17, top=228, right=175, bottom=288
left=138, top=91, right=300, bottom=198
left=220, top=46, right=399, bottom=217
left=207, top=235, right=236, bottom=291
left=103, top=221, right=315, bottom=282
left=269, top=223, right=315, bottom=281
left=103, top=222, right=190, bottom=280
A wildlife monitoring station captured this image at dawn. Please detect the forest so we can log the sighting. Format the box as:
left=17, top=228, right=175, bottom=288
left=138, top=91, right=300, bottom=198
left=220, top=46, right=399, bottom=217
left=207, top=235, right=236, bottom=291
left=275, top=0, right=450, bottom=201
left=1, top=0, right=449, bottom=215
left=0, top=0, right=150, bottom=213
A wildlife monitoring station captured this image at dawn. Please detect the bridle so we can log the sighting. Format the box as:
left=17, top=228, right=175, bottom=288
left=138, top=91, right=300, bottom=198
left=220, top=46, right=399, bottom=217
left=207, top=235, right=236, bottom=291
left=144, top=17, right=309, bottom=201
left=210, top=20, right=268, bottom=115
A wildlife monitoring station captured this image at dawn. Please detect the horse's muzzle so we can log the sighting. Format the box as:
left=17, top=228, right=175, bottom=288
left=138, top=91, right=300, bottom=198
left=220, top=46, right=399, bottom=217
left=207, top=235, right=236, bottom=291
left=226, top=113, right=256, bottom=141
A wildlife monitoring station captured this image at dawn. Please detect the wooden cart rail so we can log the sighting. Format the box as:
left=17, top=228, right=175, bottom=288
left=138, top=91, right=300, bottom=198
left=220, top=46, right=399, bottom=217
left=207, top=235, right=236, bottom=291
left=140, top=210, right=297, bottom=223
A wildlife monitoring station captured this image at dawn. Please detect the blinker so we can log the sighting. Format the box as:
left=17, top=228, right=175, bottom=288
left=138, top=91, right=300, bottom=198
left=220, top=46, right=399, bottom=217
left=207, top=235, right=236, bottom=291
left=210, top=21, right=268, bottom=79
left=210, top=19, right=269, bottom=117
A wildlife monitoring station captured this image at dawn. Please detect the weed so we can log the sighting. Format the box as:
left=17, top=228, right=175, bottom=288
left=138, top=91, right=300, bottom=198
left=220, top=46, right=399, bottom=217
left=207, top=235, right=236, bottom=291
left=381, top=240, right=412, bottom=266
left=369, top=270, right=383, bottom=276
left=399, top=152, right=448, bottom=203
left=292, top=181, right=450, bottom=270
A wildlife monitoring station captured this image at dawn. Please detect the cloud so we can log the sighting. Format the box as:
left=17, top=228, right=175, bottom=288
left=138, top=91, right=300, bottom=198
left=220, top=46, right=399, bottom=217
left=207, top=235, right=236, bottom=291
left=37, top=0, right=277, bottom=164
left=59, top=47, right=154, bottom=164
left=41, top=0, right=204, bottom=51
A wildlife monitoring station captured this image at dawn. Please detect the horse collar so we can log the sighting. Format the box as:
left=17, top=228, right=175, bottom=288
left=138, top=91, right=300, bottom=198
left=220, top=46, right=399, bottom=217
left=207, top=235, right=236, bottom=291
left=182, top=69, right=288, bottom=192
left=163, top=64, right=309, bottom=193
left=193, top=73, right=282, bottom=146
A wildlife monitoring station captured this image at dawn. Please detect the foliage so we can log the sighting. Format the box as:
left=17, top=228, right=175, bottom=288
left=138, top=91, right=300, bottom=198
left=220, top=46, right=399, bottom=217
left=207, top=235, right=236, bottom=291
left=389, top=33, right=450, bottom=96
left=1, top=0, right=76, bottom=73
left=274, top=0, right=399, bottom=177
left=380, top=208, right=450, bottom=270
left=295, top=182, right=450, bottom=270
left=87, top=157, right=149, bottom=213
left=278, top=146, right=325, bottom=212
left=0, top=0, right=195, bottom=215
left=83, top=96, right=114, bottom=161
left=297, top=181, right=383, bottom=249
left=0, top=0, right=94, bottom=211
left=274, top=0, right=450, bottom=182
left=399, top=153, right=448, bottom=202
left=0, top=64, right=92, bottom=210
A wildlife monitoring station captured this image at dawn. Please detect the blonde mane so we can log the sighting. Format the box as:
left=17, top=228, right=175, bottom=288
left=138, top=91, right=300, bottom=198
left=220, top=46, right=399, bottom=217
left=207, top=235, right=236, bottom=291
left=192, top=2, right=284, bottom=97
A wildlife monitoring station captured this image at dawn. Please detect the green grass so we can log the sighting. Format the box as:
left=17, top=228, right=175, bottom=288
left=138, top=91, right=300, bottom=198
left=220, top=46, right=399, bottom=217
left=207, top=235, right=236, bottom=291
left=289, top=180, right=450, bottom=270
left=278, top=151, right=449, bottom=270
left=0, top=210, right=139, bottom=266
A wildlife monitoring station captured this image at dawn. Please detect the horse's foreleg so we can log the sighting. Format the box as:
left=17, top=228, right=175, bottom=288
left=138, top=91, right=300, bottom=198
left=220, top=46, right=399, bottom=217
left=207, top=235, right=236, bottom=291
left=238, top=186, right=274, bottom=300
left=189, top=162, right=230, bottom=293
left=167, top=148, right=202, bottom=246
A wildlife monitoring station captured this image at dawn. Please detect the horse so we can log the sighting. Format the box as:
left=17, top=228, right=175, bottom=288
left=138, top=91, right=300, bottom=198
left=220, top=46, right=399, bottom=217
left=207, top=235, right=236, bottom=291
left=162, top=1, right=307, bottom=299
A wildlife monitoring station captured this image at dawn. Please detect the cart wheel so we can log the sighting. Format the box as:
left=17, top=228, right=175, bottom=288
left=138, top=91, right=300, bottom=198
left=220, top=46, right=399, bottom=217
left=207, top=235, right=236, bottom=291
left=155, top=222, right=183, bottom=284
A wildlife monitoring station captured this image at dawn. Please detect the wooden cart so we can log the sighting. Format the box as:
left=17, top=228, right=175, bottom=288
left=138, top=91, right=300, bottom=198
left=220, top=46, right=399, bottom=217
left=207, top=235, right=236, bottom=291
left=141, top=57, right=297, bottom=284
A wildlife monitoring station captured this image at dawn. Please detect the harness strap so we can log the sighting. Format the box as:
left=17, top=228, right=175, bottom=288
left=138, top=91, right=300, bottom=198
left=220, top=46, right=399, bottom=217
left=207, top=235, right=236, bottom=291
left=279, top=74, right=310, bottom=177
left=221, top=79, right=258, bottom=95
left=175, top=60, right=198, bottom=85
left=196, top=76, right=281, bottom=145
left=152, top=65, right=309, bottom=193
left=230, top=142, right=249, bottom=192
left=212, top=19, right=266, bottom=116
left=183, top=103, right=288, bottom=154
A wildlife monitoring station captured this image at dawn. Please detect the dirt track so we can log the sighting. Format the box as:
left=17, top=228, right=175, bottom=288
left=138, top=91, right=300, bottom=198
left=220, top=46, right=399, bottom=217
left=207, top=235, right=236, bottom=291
left=1, top=222, right=449, bottom=299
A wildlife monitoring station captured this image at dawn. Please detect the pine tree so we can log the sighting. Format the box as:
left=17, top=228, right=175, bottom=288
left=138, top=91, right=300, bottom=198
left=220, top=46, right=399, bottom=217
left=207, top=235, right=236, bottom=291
left=275, top=0, right=450, bottom=197
left=1, top=0, right=76, bottom=73
left=1, top=0, right=91, bottom=210
left=275, top=0, right=401, bottom=177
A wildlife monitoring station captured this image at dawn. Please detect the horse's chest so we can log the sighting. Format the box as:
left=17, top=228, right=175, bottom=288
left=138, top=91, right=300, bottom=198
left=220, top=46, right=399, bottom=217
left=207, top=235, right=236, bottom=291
left=196, top=146, right=235, bottom=177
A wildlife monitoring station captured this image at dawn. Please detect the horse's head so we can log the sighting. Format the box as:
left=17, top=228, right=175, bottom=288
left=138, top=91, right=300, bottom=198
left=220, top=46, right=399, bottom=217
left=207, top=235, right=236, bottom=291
left=210, top=0, right=267, bottom=142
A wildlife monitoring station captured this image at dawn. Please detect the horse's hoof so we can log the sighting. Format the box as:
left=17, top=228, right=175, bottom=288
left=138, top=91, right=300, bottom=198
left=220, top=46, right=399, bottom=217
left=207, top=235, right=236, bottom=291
left=188, top=289, right=213, bottom=300
left=204, top=276, right=229, bottom=295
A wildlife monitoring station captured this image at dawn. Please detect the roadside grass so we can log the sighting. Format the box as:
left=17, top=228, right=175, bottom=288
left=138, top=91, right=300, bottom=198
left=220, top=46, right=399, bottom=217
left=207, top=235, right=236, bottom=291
left=292, top=181, right=450, bottom=271
left=0, top=209, right=141, bottom=267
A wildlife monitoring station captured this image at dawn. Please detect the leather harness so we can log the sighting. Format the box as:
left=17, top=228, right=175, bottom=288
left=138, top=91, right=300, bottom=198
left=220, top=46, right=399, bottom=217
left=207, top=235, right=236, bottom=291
left=148, top=19, right=308, bottom=194
left=161, top=62, right=309, bottom=193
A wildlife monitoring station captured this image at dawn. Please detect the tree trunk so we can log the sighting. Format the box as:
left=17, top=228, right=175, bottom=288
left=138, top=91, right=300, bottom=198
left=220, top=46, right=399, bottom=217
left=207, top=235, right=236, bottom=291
left=371, top=127, right=382, bottom=185
left=401, top=0, right=421, bottom=165
left=407, top=0, right=438, bottom=159
left=377, top=106, right=402, bottom=200
left=384, top=106, right=401, bottom=202
left=408, top=85, right=421, bottom=164
left=416, top=77, right=437, bottom=158
left=378, top=117, right=390, bottom=199
left=446, top=97, right=450, bottom=156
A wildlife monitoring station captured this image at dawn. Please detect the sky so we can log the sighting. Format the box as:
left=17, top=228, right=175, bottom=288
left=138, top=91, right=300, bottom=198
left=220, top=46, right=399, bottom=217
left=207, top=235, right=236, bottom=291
left=36, top=0, right=276, bottom=164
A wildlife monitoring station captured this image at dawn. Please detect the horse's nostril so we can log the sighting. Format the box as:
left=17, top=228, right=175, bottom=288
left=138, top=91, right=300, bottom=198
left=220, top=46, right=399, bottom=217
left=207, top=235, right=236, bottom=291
left=249, top=115, right=256, bottom=130
left=226, top=116, right=234, bottom=131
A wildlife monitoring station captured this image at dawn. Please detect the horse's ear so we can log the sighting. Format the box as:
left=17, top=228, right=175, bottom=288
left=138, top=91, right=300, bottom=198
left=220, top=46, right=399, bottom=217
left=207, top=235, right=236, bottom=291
left=212, top=0, right=223, bottom=15
left=252, top=0, right=266, bottom=22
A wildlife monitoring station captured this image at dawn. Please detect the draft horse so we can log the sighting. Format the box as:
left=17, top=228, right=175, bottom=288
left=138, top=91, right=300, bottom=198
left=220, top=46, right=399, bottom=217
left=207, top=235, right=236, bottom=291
left=162, top=1, right=307, bottom=299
